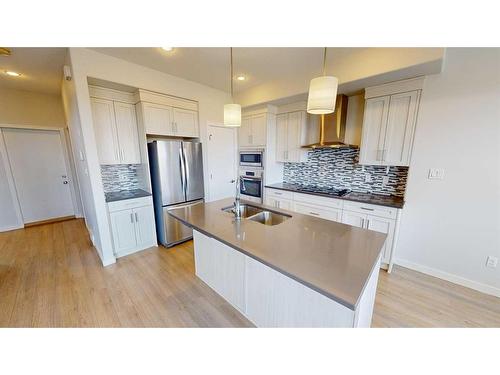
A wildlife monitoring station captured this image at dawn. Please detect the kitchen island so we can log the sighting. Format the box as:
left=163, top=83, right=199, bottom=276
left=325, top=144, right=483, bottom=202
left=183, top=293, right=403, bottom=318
left=169, top=198, right=386, bottom=327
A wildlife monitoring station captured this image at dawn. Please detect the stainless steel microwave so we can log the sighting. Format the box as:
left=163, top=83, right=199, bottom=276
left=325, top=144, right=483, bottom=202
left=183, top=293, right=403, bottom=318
left=239, top=150, right=264, bottom=168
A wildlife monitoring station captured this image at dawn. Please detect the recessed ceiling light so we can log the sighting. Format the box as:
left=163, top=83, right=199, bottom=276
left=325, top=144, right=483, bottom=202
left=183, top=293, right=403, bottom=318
left=5, top=71, right=21, bottom=77
left=161, top=47, right=174, bottom=52
left=236, top=75, right=246, bottom=81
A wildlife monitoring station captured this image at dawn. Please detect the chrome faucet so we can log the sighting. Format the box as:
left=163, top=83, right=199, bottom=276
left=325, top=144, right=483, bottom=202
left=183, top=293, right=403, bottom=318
left=234, top=176, right=245, bottom=220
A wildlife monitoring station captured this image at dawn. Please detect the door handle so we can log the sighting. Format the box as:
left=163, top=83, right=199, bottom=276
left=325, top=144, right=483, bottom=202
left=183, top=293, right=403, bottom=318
left=361, top=218, right=365, bottom=227
left=230, top=179, right=236, bottom=183
left=135, top=212, right=139, bottom=222
left=309, top=212, right=320, bottom=216
left=63, top=181, right=68, bottom=184
left=130, top=213, right=134, bottom=223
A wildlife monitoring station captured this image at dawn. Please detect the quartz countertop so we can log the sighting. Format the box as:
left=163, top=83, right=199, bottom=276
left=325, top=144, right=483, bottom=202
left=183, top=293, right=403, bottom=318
left=265, top=182, right=405, bottom=209
left=104, top=189, right=152, bottom=203
left=169, top=198, right=386, bottom=310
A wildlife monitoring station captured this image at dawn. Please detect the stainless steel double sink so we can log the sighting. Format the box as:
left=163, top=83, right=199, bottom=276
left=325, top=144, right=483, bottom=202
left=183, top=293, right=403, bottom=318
left=222, top=204, right=291, bottom=226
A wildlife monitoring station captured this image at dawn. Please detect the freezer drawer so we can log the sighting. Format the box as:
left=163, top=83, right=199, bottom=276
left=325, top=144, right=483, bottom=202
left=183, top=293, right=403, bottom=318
left=162, top=200, right=203, bottom=247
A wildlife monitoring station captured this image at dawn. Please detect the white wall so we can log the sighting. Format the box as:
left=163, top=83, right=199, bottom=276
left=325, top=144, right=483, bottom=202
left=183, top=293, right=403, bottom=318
left=65, top=48, right=231, bottom=265
left=396, top=48, right=500, bottom=296
left=0, top=87, right=66, bottom=127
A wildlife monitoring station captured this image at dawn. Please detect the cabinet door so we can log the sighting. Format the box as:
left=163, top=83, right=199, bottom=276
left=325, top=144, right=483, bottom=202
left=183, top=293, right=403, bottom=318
left=294, top=202, right=342, bottom=222
left=173, top=108, right=199, bottom=138
left=341, top=210, right=366, bottom=228
left=239, top=117, right=252, bottom=147
left=266, top=197, right=293, bottom=210
left=110, top=209, right=137, bottom=255
left=275, top=114, right=288, bottom=162
left=359, top=96, right=390, bottom=165
left=250, top=114, right=267, bottom=146
left=113, top=102, right=141, bottom=164
left=366, top=215, right=395, bottom=264
left=383, top=91, right=420, bottom=166
left=142, top=103, right=174, bottom=136
left=91, top=98, right=120, bottom=164
left=133, top=205, right=157, bottom=248
left=286, top=111, right=302, bottom=162
left=193, top=230, right=217, bottom=289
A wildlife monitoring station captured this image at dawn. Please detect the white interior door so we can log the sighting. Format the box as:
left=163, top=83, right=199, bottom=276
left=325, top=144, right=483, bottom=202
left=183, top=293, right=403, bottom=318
left=207, top=124, right=237, bottom=201
left=3, top=128, right=75, bottom=224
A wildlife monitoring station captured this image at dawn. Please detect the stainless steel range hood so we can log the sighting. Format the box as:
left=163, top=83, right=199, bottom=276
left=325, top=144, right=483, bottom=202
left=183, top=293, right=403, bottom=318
left=302, top=94, right=355, bottom=148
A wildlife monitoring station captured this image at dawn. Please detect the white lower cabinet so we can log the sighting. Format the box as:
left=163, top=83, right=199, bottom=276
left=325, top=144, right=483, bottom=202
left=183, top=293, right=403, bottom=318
left=293, top=202, right=341, bottom=222
left=108, top=196, right=157, bottom=258
left=265, top=196, right=293, bottom=210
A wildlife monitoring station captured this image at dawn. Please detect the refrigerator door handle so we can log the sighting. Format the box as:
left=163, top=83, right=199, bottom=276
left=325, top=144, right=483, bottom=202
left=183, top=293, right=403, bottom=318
left=179, top=146, right=186, bottom=199
left=181, top=144, right=189, bottom=199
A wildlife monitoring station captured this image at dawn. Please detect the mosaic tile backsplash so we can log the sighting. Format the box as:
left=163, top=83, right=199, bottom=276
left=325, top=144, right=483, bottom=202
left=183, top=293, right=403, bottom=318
left=101, top=164, right=141, bottom=193
left=283, top=147, right=408, bottom=197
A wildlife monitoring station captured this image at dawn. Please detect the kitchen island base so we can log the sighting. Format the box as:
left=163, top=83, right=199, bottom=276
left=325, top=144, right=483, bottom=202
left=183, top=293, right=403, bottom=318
left=193, top=230, right=380, bottom=328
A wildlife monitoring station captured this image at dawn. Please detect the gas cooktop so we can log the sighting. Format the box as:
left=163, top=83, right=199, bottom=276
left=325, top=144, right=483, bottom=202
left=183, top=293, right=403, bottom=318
left=295, top=185, right=351, bottom=197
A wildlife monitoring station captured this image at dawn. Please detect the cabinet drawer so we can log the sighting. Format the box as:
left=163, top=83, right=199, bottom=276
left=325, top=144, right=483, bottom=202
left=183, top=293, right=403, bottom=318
left=294, top=202, right=341, bottom=223
left=342, top=201, right=397, bottom=219
left=107, top=196, right=153, bottom=212
left=293, top=192, right=343, bottom=210
left=265, top=188, right=293, bottom=200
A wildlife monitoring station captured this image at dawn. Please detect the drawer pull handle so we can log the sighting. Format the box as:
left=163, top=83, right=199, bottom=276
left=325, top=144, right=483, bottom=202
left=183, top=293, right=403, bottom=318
left=309, top=212, right=320, bottom=216
left=275, top=192, right=282, bottom=195
left=360, top=207, right=374, bottom=211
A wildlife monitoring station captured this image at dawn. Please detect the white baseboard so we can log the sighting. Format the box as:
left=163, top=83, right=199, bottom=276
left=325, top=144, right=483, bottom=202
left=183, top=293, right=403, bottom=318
left=0, top=224, right=24, bottom=233
left=395, top=258, right=500, bottom=298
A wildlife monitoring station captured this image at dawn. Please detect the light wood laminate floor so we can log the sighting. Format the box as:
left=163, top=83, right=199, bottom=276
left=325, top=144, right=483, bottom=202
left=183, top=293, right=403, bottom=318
left=0, top=219, right=499, bottom=328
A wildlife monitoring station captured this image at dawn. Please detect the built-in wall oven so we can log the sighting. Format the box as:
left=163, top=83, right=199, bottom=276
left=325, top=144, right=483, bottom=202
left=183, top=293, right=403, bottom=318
left=240, top=168, right=263, bottom=203
left=239, top=149, right=264, bottom=168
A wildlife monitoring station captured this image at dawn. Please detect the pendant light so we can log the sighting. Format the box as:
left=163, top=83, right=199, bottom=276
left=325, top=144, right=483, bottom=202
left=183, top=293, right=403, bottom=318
left=224, top=47, right=241, bottom=127
left=307, top=47, right=338, bottom=114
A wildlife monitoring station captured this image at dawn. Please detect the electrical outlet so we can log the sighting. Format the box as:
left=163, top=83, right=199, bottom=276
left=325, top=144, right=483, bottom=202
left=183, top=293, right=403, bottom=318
left=382, top=176, right=390, bottom=185
left=364, top=174, right=372, bottom=183
left=486, top=256, right=498, bottom=268
left=428, top=168, right=445, bottom=180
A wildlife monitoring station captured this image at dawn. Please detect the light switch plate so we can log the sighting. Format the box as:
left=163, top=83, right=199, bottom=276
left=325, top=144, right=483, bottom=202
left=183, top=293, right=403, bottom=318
left=382, top=176, right=390, bottom=185
left=365, top=174, right=372, bottom=183
left=428, top=168, right=445, bottom=180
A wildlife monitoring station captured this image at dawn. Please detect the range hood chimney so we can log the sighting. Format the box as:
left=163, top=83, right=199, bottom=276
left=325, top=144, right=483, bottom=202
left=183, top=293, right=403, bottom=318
left=302, top=94, right=354, bottom=149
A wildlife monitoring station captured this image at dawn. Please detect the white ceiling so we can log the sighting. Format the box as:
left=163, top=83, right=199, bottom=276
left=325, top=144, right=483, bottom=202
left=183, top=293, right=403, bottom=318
left=0, top=47, right=444, bottom=103
left=0, top=48, right=67, bottom=95
left=91, top=47, right=328, bottom=93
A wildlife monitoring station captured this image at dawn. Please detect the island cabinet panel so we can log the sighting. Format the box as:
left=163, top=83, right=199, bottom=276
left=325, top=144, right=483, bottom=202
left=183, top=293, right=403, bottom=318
left=245, top=256, right=355, bottom=328
left=193, top=231, right=246, bottom=313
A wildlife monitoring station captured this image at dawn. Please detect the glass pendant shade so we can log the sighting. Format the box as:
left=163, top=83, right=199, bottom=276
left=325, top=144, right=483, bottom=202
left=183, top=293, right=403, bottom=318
left=224, top=103, right=242, bottom=127
left=307, top=76, right=339, bottom=114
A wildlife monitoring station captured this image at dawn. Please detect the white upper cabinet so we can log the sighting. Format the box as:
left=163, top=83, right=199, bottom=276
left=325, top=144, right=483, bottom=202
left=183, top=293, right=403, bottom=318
left=239, top=114, right=267, bottom=147
left=358, top=96, right=390, bottom=165
left=114, top=102, right=141, bottom=164
left=91, top=97, right=141, bottom=165
left=251, top=114, right=267, bottom=146
left=383, top=91, right=420, bottom=166
left=173, top=108, right=199, bottom=138
left=359, top=77, right=423, bottom=166
left=239, top=117, right=253, bottom=147
left=134, top=89, right=199, bottom=138
left=142, top=102, right=174, bottom=136
left=91, top=98, right=120, bottom=164
left=275, top=111, right=307, bottom=163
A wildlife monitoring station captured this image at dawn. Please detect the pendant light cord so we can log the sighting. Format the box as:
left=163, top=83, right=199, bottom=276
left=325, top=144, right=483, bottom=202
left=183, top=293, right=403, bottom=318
left=322, top=47, right=327, bottom=76
left=230, top=47, right=234, bottom=99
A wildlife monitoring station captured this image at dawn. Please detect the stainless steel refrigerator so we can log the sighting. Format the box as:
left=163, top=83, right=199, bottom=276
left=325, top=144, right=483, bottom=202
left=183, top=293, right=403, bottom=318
left=148, top=140, right=204, bottom=247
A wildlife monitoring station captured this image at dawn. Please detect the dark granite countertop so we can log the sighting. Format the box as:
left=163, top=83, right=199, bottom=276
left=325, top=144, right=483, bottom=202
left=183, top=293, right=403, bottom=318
left=105, top=189, right=152, bottom=203
left=265, top=182, right=405, bottom=209
left=169, top=198, right=386, bottom=310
